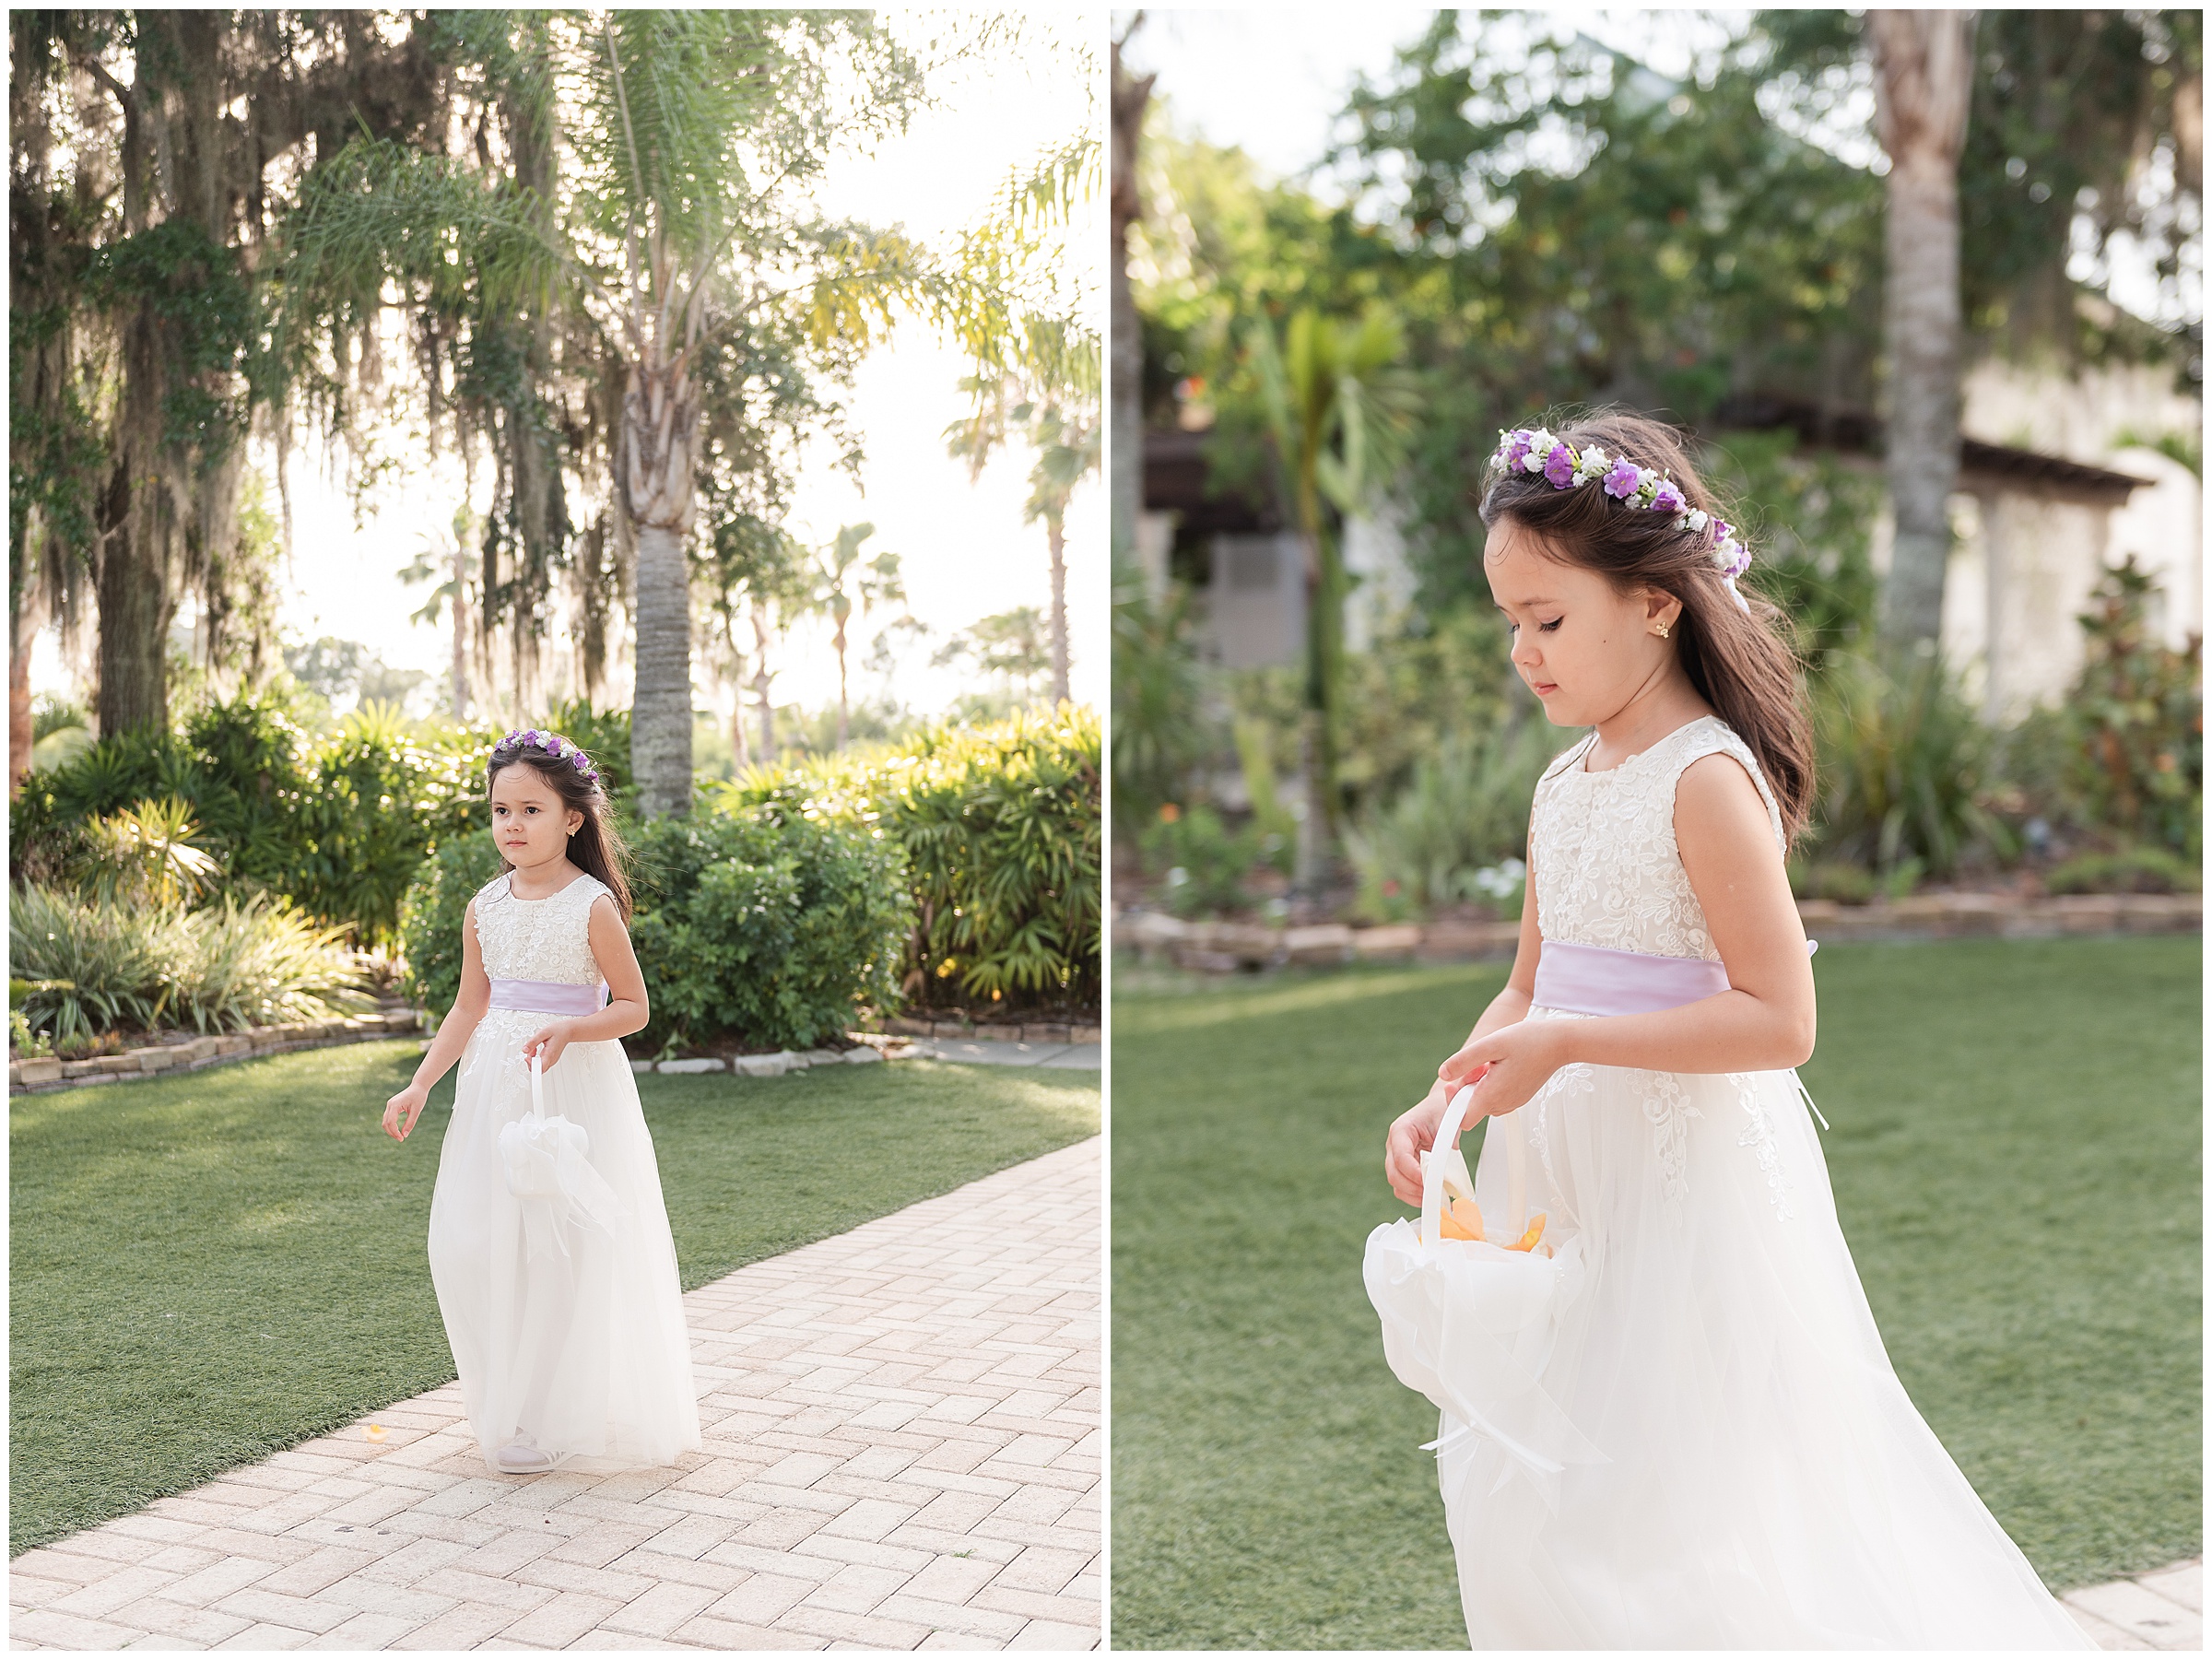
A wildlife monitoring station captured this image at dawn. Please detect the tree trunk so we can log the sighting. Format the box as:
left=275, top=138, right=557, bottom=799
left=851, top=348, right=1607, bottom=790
left=1869, top=10, right=1978, bottom=653
left=621, top=354, right=700, bottom=817
left=9, top=623, right=33, bottom=797
left=750, top=602, right=775, bottom=763
left=835, top=630, right=850, bottom=748
left=1046, top=509, right=1071, bottom=706
left=450, top=538, right=470, bottom=722
left=1110, top=37, right=1154, bottom=561
left=94, top=461, right=171, bottom=737
left=629, top=521, right=693, bottom=815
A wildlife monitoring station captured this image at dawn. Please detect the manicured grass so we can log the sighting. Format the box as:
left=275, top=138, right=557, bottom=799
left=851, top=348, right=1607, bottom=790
left=10, top=1043, right=1098, bottom=1556
left=1110, top=936, right=2201, bottom=1649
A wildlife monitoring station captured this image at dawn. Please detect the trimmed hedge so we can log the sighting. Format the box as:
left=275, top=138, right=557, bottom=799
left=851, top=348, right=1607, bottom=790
left=397, top=811, right=912, bottom=1056
left=724, top=704, right=1102, bottom=1012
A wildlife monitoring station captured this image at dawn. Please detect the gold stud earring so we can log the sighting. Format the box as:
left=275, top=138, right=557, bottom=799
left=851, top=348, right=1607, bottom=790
left=1654, top=620, right=1670, bottom=639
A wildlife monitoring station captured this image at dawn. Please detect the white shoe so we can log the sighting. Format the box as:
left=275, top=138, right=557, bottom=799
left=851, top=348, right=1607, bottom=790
left=493, top=1438, right=564, bottom=1474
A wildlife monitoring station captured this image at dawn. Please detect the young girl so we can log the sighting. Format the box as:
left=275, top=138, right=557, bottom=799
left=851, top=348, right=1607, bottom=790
left=1376, top=413, right=2092, bottom=1648
left=384, top=729, right=700, bottom=1476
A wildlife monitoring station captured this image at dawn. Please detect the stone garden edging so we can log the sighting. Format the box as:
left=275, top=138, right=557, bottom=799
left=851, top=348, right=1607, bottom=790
left=9, top=1008, right=424, bottom=1096
left=1120, top=890, right=2203, bottom=974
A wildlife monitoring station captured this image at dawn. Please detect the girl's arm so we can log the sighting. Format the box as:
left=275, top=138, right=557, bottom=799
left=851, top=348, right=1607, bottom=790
left=1382, top=829, right=1548, bottom=1204
left=383, top=898, right=491, bottom=1141
left=1436, top=753, right=1815, bottom=1117
left=520, top=895, right=651, bottom=1068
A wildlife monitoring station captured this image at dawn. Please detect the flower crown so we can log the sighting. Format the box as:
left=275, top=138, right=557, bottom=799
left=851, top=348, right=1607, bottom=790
left=492, top=727, right=600, bottom=785
left=1490, top=428, right=1753, bottom=613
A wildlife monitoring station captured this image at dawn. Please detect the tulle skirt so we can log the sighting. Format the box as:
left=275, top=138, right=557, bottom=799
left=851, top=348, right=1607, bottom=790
left=428, top=1010, right=701, bottom=1472
left=1424, top=1008, right=2093, bottom=1649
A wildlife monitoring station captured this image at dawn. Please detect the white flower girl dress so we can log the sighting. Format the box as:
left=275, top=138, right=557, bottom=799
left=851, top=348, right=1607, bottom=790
left=1368, top=716, right=2092, bottom=1648
left=429, top=870, right=701, bottom=1472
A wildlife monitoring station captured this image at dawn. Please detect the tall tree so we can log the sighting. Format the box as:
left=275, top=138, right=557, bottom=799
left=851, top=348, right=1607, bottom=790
left=1247, top=305, right=1413, bottom=889
left=1868, top=10, right=1979, bottom=653
left=946, top=349, right=1101, bottom=707
left=1110, top=20, right=1155, bottom=562
left=812, top=522, right=903, bottom=748
left=280, top=13, right=1022, bottom=816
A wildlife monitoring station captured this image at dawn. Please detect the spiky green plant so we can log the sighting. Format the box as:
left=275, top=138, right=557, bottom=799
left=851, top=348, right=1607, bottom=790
left=1343, top=718, right=1559, bottom=919
left=9, top=885, right=367, bottom=1042
left=1808, top=649, right=2012, bottom=877
left=73, top=797, right=221, bottom=908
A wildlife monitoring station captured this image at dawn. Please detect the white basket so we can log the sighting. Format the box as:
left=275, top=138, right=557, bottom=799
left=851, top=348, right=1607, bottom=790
left=1362, top=1088, right=1603, bottom=1482
left=499, top=1052, right=628, bottom=1259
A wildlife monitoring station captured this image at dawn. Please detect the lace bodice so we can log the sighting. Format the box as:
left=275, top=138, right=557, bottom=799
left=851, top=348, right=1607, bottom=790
left=1529, top=714, right=1784, bottom=961
left=472, top=870, right=610, bottom=985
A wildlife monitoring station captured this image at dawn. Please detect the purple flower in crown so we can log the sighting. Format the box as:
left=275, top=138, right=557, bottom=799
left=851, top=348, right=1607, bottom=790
left=1543, top=443, right=1576, bottom=488
left=1651, top=479, right=1685, bottom=514
left=1602, top=457, right=1642, bottom=500
left=1501, top=430, right=1534, bottom=469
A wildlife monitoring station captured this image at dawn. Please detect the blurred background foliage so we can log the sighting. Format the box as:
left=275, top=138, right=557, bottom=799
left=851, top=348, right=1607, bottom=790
left=1114, top=9, right=2203, bottom=925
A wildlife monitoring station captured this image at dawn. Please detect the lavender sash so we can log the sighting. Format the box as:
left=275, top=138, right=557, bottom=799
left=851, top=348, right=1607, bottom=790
left=488, top=978, right=607, bottom=1018
left=1532, top=938, right=1818, bottom=1018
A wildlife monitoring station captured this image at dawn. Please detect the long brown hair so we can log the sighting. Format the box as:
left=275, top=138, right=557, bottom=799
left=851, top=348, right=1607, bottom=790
left=1477, top=408, right=1814, bottom=842
left=486, top=738, right=635, bottom=919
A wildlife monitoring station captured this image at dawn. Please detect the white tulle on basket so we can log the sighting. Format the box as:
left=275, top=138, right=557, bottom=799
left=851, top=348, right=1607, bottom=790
left=499, top=1051, right=628, bottom=1261
left=1363, top=1087, right=1605, bottom=1503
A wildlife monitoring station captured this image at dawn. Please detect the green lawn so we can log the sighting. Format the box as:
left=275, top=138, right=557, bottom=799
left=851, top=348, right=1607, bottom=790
left=1110, top=936, right=2201, bottom=1649
left=10, top=1043, right=1099, bottom=1556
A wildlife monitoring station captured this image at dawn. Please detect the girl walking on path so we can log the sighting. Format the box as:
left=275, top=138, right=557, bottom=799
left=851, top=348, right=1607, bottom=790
left=384, top=729, right=700, bottom=1476
left=1368, top=412, right=2091, bottom=1648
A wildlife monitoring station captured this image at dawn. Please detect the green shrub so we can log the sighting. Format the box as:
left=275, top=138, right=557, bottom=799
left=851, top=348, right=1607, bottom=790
left=1789, top=859, right=1879, bottom=905
left=628, top=810, right=912, bottom=1054
left=1808, top=650, right=2012, bottom=878
left=9, top=884, right=367, bottom=1042
left=1144, top=805, right=1273, bottom=919
left=1344, top=719, right=1557, bottom=919
left=11, top=690, right=496, bottom=946
left=395, top=834, right=507, bottom=1015
left=1112, top=555, right=1206, bottom=838
left=724, top=705, right=1101, bottom=1011
left=2063, top=559, right=2202, bottom=859
left=2044, top=846, right=2203, bottom=896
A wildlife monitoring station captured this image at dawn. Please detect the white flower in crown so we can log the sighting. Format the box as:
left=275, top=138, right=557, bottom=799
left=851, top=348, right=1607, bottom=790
left=1574, top=444, right=1610, bottom=482
left=1683, top=508, right=1710, bottom=534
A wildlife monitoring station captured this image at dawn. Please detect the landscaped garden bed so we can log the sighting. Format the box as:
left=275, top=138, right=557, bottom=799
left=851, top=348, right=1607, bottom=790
left=1117, top=889, right=2201, bottom=973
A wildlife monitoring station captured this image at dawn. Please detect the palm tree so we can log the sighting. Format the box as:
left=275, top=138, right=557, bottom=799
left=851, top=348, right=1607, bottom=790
left=1868, top=10, right=1979, bottom=653
left=1110, top=19, right=1155, bottom=563
left=398, top=507, right=477, bottom=721
left=814, top=524, right=904, bottom=748
left=1248, top=304, right=1415, bottom=889
left=279, top=13, right=975, bottom=816
left=945, top=346, right=1101, bottom=707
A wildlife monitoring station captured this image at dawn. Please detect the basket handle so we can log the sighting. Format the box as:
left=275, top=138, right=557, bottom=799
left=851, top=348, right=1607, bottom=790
left=1420, top=1086, right=1477, bottom=1246
left=1419, top=1084, right=1531, bottom=1244
left=529, top=1050, right=546, bottom=1124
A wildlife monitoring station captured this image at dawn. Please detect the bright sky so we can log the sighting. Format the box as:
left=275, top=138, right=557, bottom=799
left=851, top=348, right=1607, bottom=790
left=35, top=12, right=1101, bottom=722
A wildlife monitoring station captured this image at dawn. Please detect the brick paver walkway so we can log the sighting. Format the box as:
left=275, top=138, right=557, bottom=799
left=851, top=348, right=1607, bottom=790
left=2068, top=1558, right=2202, bottom=1650
left=10, top=1138, right=1100, bottom=1652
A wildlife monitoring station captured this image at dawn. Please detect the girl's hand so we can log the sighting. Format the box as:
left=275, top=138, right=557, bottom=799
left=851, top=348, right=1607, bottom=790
left=1437, top=1019, right=1565, bottom=1121
left=1385, top=1080, right=1465, bottom=1207
left=383, top=1084, right=429, bottom=1142
left=523, top=1019, right=577, bottom=1072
